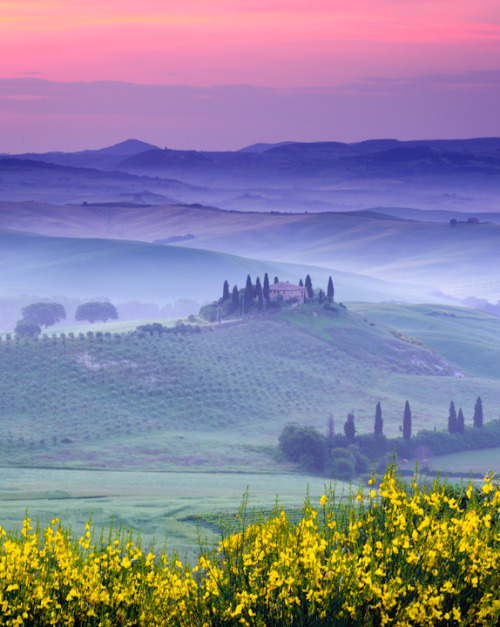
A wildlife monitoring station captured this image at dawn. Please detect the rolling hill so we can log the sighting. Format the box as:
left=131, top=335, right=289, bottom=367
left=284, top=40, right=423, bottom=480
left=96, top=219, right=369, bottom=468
left=1, top=301, right=499, bottom=473
left=1, top=201, right=499, bottom=304
left=1, top=227, right=413, bottom=330
left=0, top=228, right=341, bottom=309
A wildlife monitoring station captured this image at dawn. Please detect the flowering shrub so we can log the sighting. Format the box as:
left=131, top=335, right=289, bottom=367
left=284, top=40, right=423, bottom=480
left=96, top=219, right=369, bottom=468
left=1, top=467, right=500, bottom=625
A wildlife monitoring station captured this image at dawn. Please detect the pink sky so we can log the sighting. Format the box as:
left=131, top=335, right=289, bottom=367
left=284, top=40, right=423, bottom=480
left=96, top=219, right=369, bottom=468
left=1, top=0, right=500, bottom=151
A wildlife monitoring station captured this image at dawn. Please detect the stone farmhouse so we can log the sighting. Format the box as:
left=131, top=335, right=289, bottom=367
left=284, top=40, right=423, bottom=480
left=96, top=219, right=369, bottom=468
left=269, top=281, right=307, bottom=303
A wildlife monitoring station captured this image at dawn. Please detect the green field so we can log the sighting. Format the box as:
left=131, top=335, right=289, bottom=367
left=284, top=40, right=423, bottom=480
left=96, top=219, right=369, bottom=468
left=426, top=446, right=500, bottom=475
left=0, top=466, right=345, bottom=559
left=349, top=302, right=500, bottom=379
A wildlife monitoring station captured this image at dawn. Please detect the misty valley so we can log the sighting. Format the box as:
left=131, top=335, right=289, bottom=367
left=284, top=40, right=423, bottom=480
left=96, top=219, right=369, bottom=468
left=1, top=138, right=500, bottom=623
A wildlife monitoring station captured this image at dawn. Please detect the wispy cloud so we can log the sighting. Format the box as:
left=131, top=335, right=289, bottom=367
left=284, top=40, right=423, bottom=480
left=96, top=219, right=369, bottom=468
left=0, top=73, right=498, bottom=152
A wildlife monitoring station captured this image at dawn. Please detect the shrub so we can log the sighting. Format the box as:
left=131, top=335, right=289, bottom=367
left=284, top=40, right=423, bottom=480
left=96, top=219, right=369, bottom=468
left=331, top=457, right=355, bottom=480
left=279, top=424, right=326, bottom=471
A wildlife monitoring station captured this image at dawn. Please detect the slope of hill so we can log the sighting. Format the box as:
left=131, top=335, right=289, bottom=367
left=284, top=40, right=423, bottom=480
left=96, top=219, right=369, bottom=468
left=349, top=303, right=500, bottom=379
left=1, top=201, right=498, bottom=303
left=0, top=158, right=203, bottom=205
left=165, top=211, right=500, bottom=302
left=0, top=228, right=346, bottom=312
left=14, top=139, right=160, bottom=170
left=0, top=302, right=499, bottom=472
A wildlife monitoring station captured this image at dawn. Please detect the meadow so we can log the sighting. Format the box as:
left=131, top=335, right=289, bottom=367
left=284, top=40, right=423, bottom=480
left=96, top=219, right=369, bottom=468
left=0, top=467, right=339, bottom=560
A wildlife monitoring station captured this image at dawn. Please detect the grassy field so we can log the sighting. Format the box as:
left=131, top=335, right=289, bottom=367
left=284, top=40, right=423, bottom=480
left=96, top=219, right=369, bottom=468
left=349, top=302, right=500, bottom=379
left=426, top=446, right=500, bottom=475
left=0, top=466, right=345, bottom=559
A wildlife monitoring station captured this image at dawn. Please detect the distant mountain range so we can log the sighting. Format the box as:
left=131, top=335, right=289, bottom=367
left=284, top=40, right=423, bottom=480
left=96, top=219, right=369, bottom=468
left=2, top=137, right=500, bottom=214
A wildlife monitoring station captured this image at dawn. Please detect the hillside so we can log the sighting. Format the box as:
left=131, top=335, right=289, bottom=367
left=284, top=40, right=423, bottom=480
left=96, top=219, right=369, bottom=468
left=0, top=229, right=353, bottom=324
left=0, top=302, right=499, bottom=472
left=0, top=157, right=203, bottom=205
left=1, top=201, right=499, bottom=304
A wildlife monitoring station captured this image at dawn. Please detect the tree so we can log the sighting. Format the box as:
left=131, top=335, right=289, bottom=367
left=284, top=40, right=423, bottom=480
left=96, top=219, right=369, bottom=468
left=15, top=319, right=41, bottom=338
left=231, top=285, right=239, bottom=313
left=327, top=276, right=334, bottom=303
left=457, top=408, right=465, bottom=435
left=273, top=276, right=279, bottom=284
left=136, top=323, right=168, bottom=336
left=344, top=413, right=356, bottom=442
left=473, top=396, right=483, bottom=428
left=403, top=401, right=412, bottom=440
left=374, top=402, right=383, bottom=435
left=243, top=275, right=253, bottom=314
left=22, top=302, right=66, bottom=328
left=263, top=273, right=270, bottom=309
left=278, top=424, right=325, bottom=471
left=448, top=401, right=457, bottom=434
left=326, top=414, right=335, bottom=452
left=255, top=277, right=263, bottom=311
left=75, top=302, right=118, bottom=324
left=222, top=280, right=230, bottom=302
left=305, top=274, right=314, bottom=299
left=299, top=279, right=304, bottom=287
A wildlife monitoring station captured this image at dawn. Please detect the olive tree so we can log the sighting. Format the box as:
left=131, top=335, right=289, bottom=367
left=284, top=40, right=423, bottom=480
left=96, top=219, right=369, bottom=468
left=75, top=302, right=118, bottom=324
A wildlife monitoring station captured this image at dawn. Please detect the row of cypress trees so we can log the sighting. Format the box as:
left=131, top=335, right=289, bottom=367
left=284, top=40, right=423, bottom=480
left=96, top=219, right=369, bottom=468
left=448, top=396, right=483, bottom=434
left=221, top=273, right=335, bottom=316
left=343, top=396, right=484, bottom=442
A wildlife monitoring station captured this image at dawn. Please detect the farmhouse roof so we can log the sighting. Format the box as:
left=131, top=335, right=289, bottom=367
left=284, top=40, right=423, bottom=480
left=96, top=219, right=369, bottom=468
left=270, top=281, right=304, bottom=291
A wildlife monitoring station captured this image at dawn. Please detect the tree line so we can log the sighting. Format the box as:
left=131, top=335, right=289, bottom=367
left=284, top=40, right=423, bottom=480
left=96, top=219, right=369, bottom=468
left=14, top=301, right=119, bottom=337
left=279, top=396, right=487, bottom=480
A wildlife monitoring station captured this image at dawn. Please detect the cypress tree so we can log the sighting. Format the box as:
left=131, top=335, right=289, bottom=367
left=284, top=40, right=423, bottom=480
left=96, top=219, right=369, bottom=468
left=448, top=401, right=457, bottom=434
left=374, top=402, right=383, bottom=435
left=344, top=413, right=356, bottom=442
left=244, top=275, right=253, bottom=314
left=299, top=279, right=304, bottom=287
left=274, top=276, right=279, bottom=284
left=222, top=280, right=230, bottom=301
left=263, top=273, right=270, bottom=308
left=473, top=396, right=483, bottom=428
left=403, top=401, right=412, bottom=440
left=231, top=285, right=239, bottom=313
left=255, top=277, right=263, bottom=311
left=327, top=276, right=334, bottom=302
left=326, top=414, right=335, bottom=452
left=305, top=274, right=313, bottom=299
left=457, top=408, right=465, bottom=435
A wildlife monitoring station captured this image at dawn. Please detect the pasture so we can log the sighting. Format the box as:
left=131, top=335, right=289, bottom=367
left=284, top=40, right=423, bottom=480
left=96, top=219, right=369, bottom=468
left=0, top=467, right=341, bottom=559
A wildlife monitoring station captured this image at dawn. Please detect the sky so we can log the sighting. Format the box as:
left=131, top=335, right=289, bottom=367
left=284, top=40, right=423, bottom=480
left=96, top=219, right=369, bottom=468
left=1, top=0, right=500, bottom=152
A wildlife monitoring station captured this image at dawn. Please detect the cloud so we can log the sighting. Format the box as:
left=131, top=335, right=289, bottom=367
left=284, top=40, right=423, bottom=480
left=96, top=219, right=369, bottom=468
left=0, top=72, right=499, bottom=152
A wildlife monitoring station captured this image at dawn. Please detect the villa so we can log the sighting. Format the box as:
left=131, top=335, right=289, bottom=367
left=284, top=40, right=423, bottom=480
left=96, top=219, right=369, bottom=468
left=269, top=281, right=307, bottom=303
